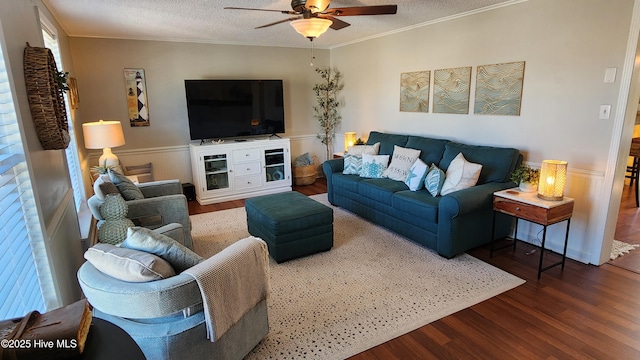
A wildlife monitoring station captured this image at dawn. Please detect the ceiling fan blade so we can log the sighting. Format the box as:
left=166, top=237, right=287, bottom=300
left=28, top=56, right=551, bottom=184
left=324, top=5, right=398, bottom=17
left=224, top=7, right=298, bottom=15
left=255, top=16, right=302, bottom=29
left=320, top=15, right=350, bottom=30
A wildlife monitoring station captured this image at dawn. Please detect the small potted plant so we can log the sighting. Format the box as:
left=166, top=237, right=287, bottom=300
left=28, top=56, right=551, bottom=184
left=510, top=164, right=540, bottom=192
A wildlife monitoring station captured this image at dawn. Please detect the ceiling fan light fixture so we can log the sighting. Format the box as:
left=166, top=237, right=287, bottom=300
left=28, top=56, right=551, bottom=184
left=290, top=18, right=332, bottom=39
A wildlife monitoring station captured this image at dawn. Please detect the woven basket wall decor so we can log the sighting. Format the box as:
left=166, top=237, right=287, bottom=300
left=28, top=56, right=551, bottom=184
left=23, top=44, right=70, bottom=150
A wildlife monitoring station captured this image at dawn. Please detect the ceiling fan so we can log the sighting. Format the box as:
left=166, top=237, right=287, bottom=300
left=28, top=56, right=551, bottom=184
left=225, top=0, right=398, bottom=40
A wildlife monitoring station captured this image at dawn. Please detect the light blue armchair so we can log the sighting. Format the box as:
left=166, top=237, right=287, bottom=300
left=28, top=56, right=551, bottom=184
left=77, top=228, right=269, bottom=360
left=88, top=179, right=193, bottom=248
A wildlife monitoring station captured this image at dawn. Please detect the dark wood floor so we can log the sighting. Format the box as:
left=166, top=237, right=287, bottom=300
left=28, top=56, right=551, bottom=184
left=188, top=179, right=640, bottom=360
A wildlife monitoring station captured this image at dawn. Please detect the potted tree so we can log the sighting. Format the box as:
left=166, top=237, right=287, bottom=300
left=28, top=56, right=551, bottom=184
left=313, top=67, right=344, bottom=160
left=510, top=164, right=540, bottom=192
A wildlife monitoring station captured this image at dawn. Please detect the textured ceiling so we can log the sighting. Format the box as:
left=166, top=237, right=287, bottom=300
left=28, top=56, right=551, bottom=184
left=42, top=0, right=520, bottom=48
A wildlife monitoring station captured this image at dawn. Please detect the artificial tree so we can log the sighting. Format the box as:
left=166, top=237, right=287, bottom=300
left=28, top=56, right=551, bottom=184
left=313, top=67, right=344, bottom=160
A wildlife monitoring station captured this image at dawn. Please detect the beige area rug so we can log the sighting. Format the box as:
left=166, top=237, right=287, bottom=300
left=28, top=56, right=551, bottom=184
left=190, top=194, right=525, bottom=359
left=610, top=239, right=640, bottom=260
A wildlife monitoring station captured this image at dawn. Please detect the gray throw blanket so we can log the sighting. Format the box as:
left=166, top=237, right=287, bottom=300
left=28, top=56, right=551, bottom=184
left=183, top=236, right=269, bottom=341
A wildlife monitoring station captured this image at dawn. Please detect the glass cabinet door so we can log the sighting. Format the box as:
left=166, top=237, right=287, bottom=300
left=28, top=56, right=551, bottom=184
left=203, top=154, right=229, bottom=190
left=264, top=148, right=285, bottom=183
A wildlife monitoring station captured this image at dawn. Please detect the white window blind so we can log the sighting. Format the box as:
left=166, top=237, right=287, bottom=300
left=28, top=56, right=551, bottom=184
left=41, top=19, right=86, bottom=212
left=0, top=29, right=56, bottom=319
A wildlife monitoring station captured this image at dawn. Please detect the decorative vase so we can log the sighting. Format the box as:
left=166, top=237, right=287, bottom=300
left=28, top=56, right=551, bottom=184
left=519, top=181, right=537, bottom=193
left=98, top=193, right=134, bottom=245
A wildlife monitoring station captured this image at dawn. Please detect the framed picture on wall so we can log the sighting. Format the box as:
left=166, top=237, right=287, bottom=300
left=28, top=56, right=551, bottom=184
left=124, top=68, right=150, bottom=127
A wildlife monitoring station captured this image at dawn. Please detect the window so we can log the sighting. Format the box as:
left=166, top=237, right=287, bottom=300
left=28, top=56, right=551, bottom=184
left=41, top=13, right=86, bottom=212
left=0, top=21, right=56, bottom=319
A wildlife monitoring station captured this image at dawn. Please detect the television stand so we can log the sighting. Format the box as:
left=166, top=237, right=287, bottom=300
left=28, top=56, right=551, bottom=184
left=189, top=138, right=292, bottom=204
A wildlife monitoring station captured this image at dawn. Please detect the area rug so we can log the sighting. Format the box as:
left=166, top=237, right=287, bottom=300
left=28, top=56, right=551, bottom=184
left=610, top=239, right=640, bottom=260
left=190, top=194, right=525, bottom=359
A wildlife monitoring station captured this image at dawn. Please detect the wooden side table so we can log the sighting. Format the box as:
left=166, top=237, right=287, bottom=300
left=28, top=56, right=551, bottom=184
left=491, top=189, right=575, bottom=279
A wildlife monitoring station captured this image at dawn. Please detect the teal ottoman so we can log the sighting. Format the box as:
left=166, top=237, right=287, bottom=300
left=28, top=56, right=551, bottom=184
left=245, top=191, right=333, bottom=263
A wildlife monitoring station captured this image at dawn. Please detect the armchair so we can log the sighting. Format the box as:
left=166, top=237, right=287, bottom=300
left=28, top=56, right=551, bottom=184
left=88, top=179, right=192, bottom=248
left=77, top=233, right=269, bottom=360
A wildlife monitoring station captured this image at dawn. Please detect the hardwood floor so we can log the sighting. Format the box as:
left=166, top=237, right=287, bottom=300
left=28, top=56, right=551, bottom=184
left=188, top=179, right=640, bottom=359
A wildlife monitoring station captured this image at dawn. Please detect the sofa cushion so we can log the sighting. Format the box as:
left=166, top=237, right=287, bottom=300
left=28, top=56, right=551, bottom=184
left=120, top=227, right=203, bottom=272
left=383, top=145, right=422, bottom=181
left=360, top=154, right=390, bottom=178
left=84, top=243, right=175, bottom=282
left=439, top=142, right=520, bottom=184
left=405, top=159, right=429, bottom=191
left=405, top=136, right=449, bottom=166
left=391, top=190, right=440, bottom=223
left=366, top=131, right=409, bottom=156
left=332, top=173, right=366, bottom=193
left=440, top=153, right=482, bottom=196
left=358, top=178, right=409, bottom=206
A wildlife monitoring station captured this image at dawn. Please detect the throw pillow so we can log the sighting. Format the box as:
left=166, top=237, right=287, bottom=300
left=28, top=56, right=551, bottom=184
left=93, top=174, right=112, bottom=200
left=424, top=164, right=446, bottom=196
left=346, top=142, right=380, bottom=156
left=382, top=145, right=422, bottom=181
left=98, top=182, right=119, bottom=197
left=440, top=153, right=483, bottom=196
left=121, top=227, right=204, bottom=272
left=404, top=159, right=429, bottom=191
left=109, top=168, right=144, bottom=201
left=360, top=154, right=390, bottom=178
left=84, top=243, right=175, bottom=282
left=343, top=154, right=363, bottom=175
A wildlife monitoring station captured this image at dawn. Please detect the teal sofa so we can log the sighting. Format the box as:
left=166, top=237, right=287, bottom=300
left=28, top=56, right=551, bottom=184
left=323, top=131, right=522, bottom=258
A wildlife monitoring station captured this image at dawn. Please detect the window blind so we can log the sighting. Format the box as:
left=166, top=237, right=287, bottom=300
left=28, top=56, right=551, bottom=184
left=0, top=35, right=55, bottom=319
left=42, top=24, right=86, bottom=211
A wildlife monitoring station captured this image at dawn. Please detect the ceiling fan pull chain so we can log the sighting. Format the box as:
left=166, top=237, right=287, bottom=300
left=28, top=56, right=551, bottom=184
left=310, top=38, right=315, bottom=67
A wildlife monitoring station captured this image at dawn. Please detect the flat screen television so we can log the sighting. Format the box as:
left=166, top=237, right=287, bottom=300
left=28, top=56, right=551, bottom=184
left=184, top=79, right=285, bottom=141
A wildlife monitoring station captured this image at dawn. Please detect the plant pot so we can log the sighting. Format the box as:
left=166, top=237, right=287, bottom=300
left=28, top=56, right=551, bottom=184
left=519, top=181, right=537, bottom=193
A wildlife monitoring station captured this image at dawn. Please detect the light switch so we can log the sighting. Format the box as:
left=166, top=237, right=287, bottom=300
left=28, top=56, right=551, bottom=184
left=604, top=68, right=617, bottom=83
left=599, top=104, right=611, bottom=119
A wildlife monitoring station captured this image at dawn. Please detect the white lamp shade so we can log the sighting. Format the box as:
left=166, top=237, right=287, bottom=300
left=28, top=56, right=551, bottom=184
left=82, top=120, right=125, bottom=168
left=290, top=18, right=332, bottom=39
left=537, top=160, right=567, bottom=201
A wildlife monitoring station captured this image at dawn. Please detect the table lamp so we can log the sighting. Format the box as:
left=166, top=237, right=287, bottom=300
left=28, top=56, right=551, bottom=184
left=82, top=120, right=125, bottom=167
left=344, top=132, right=357, bottom=152
left=537, top=160, right=567, bottom=201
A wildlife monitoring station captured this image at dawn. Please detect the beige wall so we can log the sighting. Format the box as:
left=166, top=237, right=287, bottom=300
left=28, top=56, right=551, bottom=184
left=69, top=38, right=330, bottom=150
left=330, top=0, right=636, bottom=264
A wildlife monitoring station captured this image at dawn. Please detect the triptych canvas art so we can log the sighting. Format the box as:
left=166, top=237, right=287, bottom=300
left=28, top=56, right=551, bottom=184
left=400, top=61, right=525, bottom=116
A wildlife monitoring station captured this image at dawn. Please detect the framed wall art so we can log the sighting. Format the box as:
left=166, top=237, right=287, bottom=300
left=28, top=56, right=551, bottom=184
left=400, top=71, right=430, bottom=113
left=474, top=61, right=525, bottom=116
left=433, top=67, right=471, bottom=114
left=68, top=76, right=79, bottom=109
left=124, top=68, right=150, bottom=127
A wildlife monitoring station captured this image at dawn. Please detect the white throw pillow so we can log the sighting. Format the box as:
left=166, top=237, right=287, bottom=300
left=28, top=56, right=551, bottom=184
left=84, top=243, right=176, bottom=282
left=360, top=154, right=390, bottom=178
left=346, top=142, right=380, bottom=156
left=93, top=174, right=112, bottom=200
left=382, top=145, right=422, bottom=181
left=404, top=159, right=429, bottom=191
left=440, top=153, right=483, bottom=196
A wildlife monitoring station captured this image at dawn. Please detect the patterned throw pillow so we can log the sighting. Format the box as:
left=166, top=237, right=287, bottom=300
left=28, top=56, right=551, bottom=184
left=382, top=145, right=422, bottom=181
left=343, top=154, right=363, bottom=175
left=109, top=168, right=144, bottom=201
left=404, top=159, right=429, bottom=191
left=343, top=142, right=381, bottom=175
left=440, top=153, right=483, bottom=196
left=424, top=164, right=446, bottom=196
left=360, top=154, right=390, bottom=178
